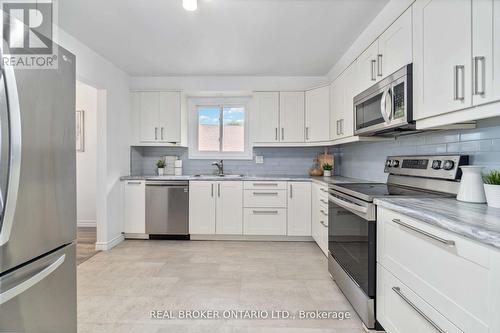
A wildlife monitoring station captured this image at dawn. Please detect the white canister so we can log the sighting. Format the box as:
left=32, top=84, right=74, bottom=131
left=158, top=168, right=165, bottom=176
left=174, top=167, right=182, bottom=176
left=484, top=184, right=500, bottom=208
left=457, top=166, right=486, bottom=203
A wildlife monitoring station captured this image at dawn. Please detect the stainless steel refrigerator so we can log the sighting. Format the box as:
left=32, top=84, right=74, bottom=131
left=0, top=42, right=77, bottom=332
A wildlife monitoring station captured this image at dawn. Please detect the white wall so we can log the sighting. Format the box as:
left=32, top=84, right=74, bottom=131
left=76, top=81, right=97, bottom=227
left=56, top=29, right=130, bottom=250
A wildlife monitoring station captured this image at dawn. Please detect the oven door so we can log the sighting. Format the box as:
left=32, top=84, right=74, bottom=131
left=328, top=191, right=376, bottom=297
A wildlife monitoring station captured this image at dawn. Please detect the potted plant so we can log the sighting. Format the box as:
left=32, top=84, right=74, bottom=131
left=322, top=163, right=333, bottom=177
left=156, top=159, right=166, bottom=176
left=483, top=170, right=500, bottom=208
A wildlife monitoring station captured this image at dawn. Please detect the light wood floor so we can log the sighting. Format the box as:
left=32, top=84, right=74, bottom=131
left=77, top=240, right=365, bottom=333
left=77, top=227, right=99, bottom=265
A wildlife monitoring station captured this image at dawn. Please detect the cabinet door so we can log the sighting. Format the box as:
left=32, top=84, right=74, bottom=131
left=342, top=64, right=357, bottom=138
left=472, top=0, right=500, bottom=105
left=123, top=181, right=145, bottom=234
left=311, top=184, right=320, bottom=243
left=414, top=0, right=472, bottom=120
left=216, top=181, right=243, bottom=235
left=159, top=92, right=181, bottom=143
left=287, top=182, right=311, bottom=236
left=279, top=92, right=305, bottom=143
left=140, top=92, right=160, bottom=142
left=330, top=77, right=344, bottom=141
left=253, top=92, right=280, bottom=143
left=189, top=181, right=216, bottom=234
left=378, top=8, right=413, bottom=78
left=305, top=86, right=330, bottom=142
left=356, top=41, right=379, bottom=94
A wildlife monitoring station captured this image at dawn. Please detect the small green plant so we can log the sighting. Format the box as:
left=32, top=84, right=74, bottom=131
left=483, top=170, right=500, bottom=185
left=156, top=159, right=166, bottom=169
left=322, top=163, right=333, bottom=171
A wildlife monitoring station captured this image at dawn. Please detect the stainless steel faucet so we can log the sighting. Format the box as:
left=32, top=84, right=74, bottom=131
left=212, top=160, right=224, bottom=176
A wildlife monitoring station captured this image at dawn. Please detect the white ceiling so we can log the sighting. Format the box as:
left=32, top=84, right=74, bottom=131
left=59, top=0, right=389, bottom=76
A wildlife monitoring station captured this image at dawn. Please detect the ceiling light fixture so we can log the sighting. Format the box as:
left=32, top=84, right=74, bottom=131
left=183, top=0, right=197, bottom=11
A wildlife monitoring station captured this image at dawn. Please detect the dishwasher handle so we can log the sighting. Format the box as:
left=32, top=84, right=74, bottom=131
left=146, top=181, right=189, bottom=187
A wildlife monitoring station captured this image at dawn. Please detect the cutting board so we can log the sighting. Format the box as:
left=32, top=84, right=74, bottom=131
left=317, top=152, right=334, bottom=171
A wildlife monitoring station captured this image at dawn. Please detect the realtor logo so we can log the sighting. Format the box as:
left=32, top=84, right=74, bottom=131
left=1, top=0, right=58, bottom=69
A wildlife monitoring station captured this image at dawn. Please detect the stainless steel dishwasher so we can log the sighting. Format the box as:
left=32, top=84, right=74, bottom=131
left=145, top=180, right=189, bottom=239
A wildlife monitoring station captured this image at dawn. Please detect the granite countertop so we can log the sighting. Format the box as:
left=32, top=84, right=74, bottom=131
left=374, top=197, right=500, bottom=249
left=120, top=174, right=369, bottom=186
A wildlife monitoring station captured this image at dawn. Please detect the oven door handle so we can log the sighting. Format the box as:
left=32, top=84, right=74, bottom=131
left=380, top=87, right=392, bottom=124
left=329, top=195, right=368, bottom=214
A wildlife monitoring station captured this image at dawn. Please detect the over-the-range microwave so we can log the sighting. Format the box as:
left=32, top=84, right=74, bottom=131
left=353, top=64, right=415, bottom=136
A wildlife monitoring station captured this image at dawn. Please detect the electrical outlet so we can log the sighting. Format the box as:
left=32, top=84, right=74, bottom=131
left=255, top=155, right=264, bottom=164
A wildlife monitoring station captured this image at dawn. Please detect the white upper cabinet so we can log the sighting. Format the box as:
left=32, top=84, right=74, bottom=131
left=413, top=0, right=473, bottom=120
left=215, top=181, right=243, bottom=235
left=330, top=75, right=345, bottom=141
left=253, top=92, right=280, bottom=143
left=330, top=64, right=356, bottom=141
left=131, top=91, right=182, bottom=144
left=287, top=182, right=311, bottom=236
left=378, top=8, right=413, bottom=79
left=305, top=86, right=330, bottom=142
left=279, top=92, right=305, bottom=143
left=158, top=92, right=181, bottom=143
left=472, top=0, right=500, bottom=106
left=356, top=41, right=379, bottom=95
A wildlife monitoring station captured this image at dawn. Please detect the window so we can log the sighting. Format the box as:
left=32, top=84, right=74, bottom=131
left=189, top=97, right=251, bottom=159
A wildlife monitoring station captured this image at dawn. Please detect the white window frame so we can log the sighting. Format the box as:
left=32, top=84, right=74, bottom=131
left=188, top=97, right=252, bottom=160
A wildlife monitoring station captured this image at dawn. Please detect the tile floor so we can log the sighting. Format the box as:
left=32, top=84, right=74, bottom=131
left=77, top=240, right=365, bottom=333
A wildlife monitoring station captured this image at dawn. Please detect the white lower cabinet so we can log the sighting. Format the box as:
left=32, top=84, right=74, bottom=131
left=311, top=182, right=328, bottom=255
left=377, top=207, right=500, bottom=333
left=123, top=180, right=146, bottom=234
left=243, top=208, right=287, bottom=235
left=287, top=182, right=311, bottom=236
left=189, top=181, right=243, bottom=235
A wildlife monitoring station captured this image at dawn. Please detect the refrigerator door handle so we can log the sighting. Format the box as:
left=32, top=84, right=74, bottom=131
left=0, top=254, right=65, bottom=305
left=0, top=60, right=22, bottom=246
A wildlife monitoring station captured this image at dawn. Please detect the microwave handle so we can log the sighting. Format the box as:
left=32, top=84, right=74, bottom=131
left=380, top=87, right=392, bottom=124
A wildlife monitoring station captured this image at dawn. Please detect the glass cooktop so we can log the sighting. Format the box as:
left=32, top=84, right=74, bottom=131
left=330, top=183, right=447, bottom=202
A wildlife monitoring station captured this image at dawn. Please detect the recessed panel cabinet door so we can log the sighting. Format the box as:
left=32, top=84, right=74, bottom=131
left=413, top=0, right=472, bottom=120
left=378, top=7, right=413, bottom=78
left=140, top=92, right=160, bottom=142
left=356, top=41, right=379, bottom=94
left=123, top=181, right=146, bottom=234
left=287, top=182, right=311, bottom=236
left=253, top=92, right=280, bottom=143
left=159, top=92, right=181, bottom=143
left=472, top=0, right=500, bottom=106
left=279, top=92, right=305, bottom=143
left=305, top=86, right=330, bottom=142
left=189, top=181, right=216, bottom=234
left=216, top=181, right=243, bottom=235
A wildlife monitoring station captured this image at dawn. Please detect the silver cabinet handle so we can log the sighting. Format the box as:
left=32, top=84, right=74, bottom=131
left=252, top=210, right=278, bottom=215
left=319, top=188, right=328, bottom=193
left=161, top=127, right=164, bottom=140
left=218, top=183, right=221, bottom=197
left=371, top=59, right=377, bottom=81
left=320, top=209, right=328, bottom=216
left=336, top=120, right=340, bottom=136
left=289, top=184, right=293, bottom=198
left=392, top=219, right=455, bottom=246
left=253, top=183, right=278, bottom=186
left=392, top=287, right=445, bottom=333
left=340, top=119, right=344, bottom=136
left=305, top=126, right=309, bottom=140
left=281, top=128, right=284, bottom=140
left=473, top=56, right=485, bottom=96
left=275, top=127, right=278, bottom=141
left=253, top=192, right=278, bottom=196
left=127, top=181, right=142, bottom=185
left=377, top=54, right=383, bottom=77
left=0, top=254, right=66, bottom=305
left=320, top=221, right=328, bottom=228
left=453, top=65, right=465, bottom=101
left=154, top=127, right=158, bottom=140
left=211, top=183, right=214, bottom=197
left=320, top=199, right=328, bottom=204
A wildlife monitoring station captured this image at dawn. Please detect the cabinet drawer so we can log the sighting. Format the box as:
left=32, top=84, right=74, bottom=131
left=243, top=190, right=287, bottom=208
left=377, top=207, right=492, bottom=332
left=243, top=208, right=287, bottom=235
left=244, top=181, right=287, bottom=190
left=377, top=264, right=463, bottom=333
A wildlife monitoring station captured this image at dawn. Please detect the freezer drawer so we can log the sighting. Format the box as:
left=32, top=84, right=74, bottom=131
left=146, top=181, right=189, bottom=235
left=0, top=243, right=76, bottom=333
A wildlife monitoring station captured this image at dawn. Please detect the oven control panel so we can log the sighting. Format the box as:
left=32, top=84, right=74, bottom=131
left=384, top=155, right=469, bottom=180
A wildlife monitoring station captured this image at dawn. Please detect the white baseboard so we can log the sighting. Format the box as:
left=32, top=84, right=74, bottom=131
left=77, top=220, right=96, bottom=228
left=95, top=234, right=124, bottom=251
left=190, top=234, right=314, bottom=242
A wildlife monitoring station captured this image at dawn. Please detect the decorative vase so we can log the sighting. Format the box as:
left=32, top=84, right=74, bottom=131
left=158, top=168, right=164, bottom=176
left=457, top=166, right=486, bottom=203
left=324, top=170, right=332, bottom=177
left=484, top=184, right=500, bottom=208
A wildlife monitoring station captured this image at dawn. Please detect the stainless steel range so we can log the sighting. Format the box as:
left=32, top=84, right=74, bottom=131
left=327, top=155, right=469, bottom=330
